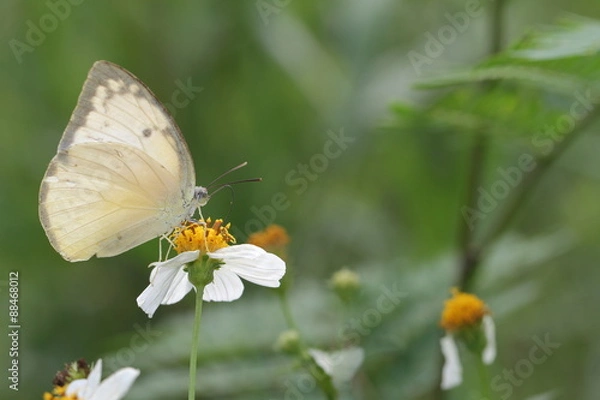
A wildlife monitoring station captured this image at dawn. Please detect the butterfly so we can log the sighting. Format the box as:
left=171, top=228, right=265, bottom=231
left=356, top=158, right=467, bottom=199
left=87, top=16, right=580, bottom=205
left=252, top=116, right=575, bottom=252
left=39, top=61, right=209, bottom=262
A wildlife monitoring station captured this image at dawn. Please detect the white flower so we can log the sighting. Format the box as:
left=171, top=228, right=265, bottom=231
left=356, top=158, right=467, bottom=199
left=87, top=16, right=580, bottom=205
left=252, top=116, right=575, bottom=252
left=137, top=244, right=286, bottom=317
left=308, top=347, right=364, bottom=388
left=440, top=315, right=496, bottom=390
left=66, top=359, right=139, bottom=400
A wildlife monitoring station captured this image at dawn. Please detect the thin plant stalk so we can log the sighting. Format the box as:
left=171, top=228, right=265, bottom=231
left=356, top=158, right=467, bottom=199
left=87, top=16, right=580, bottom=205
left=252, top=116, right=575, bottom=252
left=188, top=284, right=205, bottom=400
left=456, top=0, right=506, bottom=291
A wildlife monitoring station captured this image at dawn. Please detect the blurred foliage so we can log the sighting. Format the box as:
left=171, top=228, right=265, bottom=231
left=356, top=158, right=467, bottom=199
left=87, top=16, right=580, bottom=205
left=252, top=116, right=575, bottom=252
left=1, top=1, right=600, bottom=400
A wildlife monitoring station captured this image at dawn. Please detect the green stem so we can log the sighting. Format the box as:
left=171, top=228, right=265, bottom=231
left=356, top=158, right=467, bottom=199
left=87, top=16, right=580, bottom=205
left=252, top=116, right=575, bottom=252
left=278, top=290, right=298, bottom=330
left=299, top=349, right=338, bottom=400
left=456, top=0, right=506, bottom=292
left=478, top=106, right=600, bottom=250
left=277, top=287, right=337, bottom=399
left=475, top=353, right=493, bottom=400
left=188, top=283, right=205, bottom=400
left=489, top=0, right=504, bottom=55
left=457, top=133, right=488, bottom=290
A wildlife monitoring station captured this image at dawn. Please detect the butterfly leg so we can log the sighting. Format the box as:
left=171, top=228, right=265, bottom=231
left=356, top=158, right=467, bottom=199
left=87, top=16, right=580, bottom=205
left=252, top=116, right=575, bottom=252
left=158, top=233, right=177, bottom=261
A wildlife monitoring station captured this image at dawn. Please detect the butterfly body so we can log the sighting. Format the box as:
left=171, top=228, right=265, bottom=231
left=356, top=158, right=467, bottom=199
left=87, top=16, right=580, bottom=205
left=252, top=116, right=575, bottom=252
left=39, top=61, right=205, bottom=262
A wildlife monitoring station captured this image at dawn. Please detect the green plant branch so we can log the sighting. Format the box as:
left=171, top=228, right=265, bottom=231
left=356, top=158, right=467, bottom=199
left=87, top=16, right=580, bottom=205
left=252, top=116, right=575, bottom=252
left=456, top=0, right=506, bottom=274
left=478, top=106, right=600, bottom=252
left=489, top=0, right=504, bottom=55
left=456, top=0, right=506, bottom=292
left=457, top=133, right=489, bottom=290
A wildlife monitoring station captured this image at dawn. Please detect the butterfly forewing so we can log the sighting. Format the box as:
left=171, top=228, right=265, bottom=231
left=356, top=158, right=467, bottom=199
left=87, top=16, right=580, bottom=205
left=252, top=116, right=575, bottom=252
left=39, top=61, right=197, bottom=261
left=60, top=61, right=195, bottom=187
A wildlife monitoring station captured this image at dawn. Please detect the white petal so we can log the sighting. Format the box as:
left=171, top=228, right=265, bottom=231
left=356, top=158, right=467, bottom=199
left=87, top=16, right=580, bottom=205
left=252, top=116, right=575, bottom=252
left=152, top=250, right=200, bottom=270
left=202, top=268, right=244, bottom=302
left=89, top=367, right=140, bottom=400
left=309, top=347, right=364, bottom=387
left=482, top=315, right=497, bottom=364
left=209, top=244, right=285, bottom=287
left=67, top=359, right=103, bottom=397
left=66, top=379, right=87, bottom=396
left=440, top=335, right=463, bottom=390
left=136, top=267, right=183, bottom=318
left=160, top=266, right=194, bottom=305
left=136, top=251, right=198, bottom=318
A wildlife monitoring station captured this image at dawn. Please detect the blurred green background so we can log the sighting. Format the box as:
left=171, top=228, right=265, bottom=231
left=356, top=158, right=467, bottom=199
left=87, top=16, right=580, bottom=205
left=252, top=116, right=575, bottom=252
left=1, top=1, right=600, bottom=399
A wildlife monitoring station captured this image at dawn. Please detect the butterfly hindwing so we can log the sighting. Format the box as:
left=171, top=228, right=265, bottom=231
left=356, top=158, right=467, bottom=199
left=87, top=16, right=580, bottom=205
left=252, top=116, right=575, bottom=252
left=40, top=143, right=189, bottom=261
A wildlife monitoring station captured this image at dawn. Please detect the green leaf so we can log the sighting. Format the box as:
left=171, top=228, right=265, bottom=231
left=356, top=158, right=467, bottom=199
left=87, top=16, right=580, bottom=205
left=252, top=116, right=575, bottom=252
left=510, top=15, right=600, bottom=61
left=392, top=84, right=567, bottom=142
left=415, top=15, right=600, bottom=94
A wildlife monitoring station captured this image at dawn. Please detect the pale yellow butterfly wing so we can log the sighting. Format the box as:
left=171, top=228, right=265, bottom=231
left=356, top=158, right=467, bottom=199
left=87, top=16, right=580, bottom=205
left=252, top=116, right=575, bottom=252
left=39, top=61, right=197, bottom=261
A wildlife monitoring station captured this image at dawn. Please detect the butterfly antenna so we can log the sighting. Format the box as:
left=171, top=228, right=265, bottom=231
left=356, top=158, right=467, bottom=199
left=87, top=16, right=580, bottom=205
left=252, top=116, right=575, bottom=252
left=206, top=162, right=249, bottom=188
left=205, top=163, right=262, bottom=221
left=215, top=185, right=236, bottom=222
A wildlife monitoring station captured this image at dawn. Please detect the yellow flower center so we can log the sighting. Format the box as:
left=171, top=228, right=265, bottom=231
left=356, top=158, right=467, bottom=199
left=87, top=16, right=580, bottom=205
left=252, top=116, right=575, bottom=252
left=440, top=288, right=488, bottom=331
left=43, top=385, right=77, bottom=400
left=247, top=224, right=289, bottom=255
left=172, top=219, right=235, bottom=254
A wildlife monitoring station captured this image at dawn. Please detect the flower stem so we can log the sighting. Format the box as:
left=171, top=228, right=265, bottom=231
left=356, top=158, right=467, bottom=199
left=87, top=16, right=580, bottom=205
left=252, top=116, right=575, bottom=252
left=188, top=283, right=205, bottom=400
left=299, top=349, right=338, bottom=400
left=277, top=287, right=337, bottom=399
left=278, top=290, right=298, bottom=330
left=475, top=353, right=493, bottom=400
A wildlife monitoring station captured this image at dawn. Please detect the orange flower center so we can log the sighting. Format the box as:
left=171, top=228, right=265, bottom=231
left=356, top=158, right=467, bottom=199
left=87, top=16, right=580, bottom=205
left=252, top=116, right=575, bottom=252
left=440, top=288, right=488, bottom=331
left=247, top=224, right=289, bottom=255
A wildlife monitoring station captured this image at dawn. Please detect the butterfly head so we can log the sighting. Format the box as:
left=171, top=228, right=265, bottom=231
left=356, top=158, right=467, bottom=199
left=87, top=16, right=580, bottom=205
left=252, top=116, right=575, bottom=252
left=194, top=186, right=210, bottom=207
